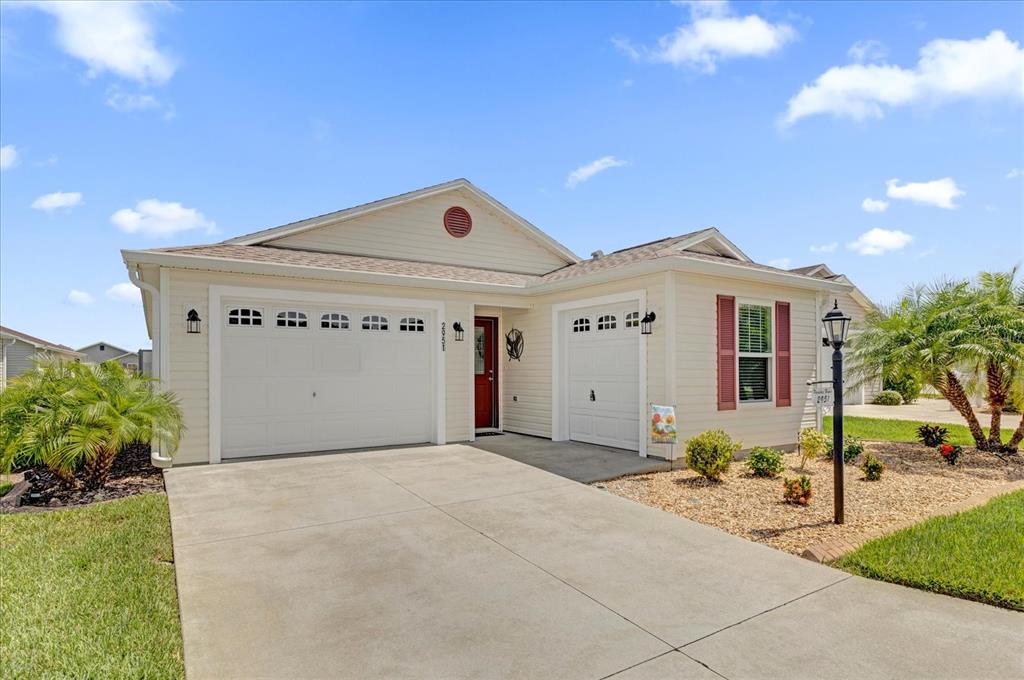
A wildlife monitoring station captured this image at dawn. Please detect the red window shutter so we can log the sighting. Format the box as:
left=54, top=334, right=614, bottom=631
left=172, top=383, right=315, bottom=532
left=717, top=295, right=737, bottom=411
left=775, top=301, right=791, bottom=407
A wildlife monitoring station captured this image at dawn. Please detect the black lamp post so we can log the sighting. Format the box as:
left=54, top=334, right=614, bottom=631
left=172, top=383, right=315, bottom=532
left=822, top=300, right=852, bottom=524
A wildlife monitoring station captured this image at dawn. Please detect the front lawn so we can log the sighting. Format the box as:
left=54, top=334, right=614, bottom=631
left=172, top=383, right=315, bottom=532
left=835, top=490, right=1024, bottom=610
left=0, top=493, right=183, bottom=679
left=825, top=415, right=1014, bottom=447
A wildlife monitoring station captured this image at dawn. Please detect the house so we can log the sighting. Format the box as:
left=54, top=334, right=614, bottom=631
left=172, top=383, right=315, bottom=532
left=77, top=341, right=145, bottom=373
left=0, top=326, right=84, bottom=389
left=121, top=179, right=874, bottom=467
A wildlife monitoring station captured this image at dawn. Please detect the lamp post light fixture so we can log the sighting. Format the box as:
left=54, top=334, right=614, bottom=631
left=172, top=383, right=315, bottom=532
left=640, top=311, right=656, bottom=336
left=822, top=300, right=852, bottom=524
left=186, top=308, right=202, bottom=334
left=452, top=321, right=465, bottom=342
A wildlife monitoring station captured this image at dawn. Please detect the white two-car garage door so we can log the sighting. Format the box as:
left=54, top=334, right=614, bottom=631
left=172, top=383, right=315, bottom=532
left=221, top=300, right=434, bottom=459
left=566, top=303, right=640, bottom=451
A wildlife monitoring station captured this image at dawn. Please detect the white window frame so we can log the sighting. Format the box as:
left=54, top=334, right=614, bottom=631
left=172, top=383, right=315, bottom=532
left=624, top=311, right=639, bottom=329
left=361, top=314, right=389, bottom=331
left=572, top=317, right=591, bottom=333
left=736, top=299, right=774, bottom=404
left=275, top=309, right=309, bottom=329
left=319, top=312, right=350, bottom=330
left=597, top=314, right=617, bottom=331
left=226, top=306, right=264, bottom=328
left=399, top=317, right=425, bottom=332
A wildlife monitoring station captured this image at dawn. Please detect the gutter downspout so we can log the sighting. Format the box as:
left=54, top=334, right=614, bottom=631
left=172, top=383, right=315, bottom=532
left=129, top=265, right=173, bottom=468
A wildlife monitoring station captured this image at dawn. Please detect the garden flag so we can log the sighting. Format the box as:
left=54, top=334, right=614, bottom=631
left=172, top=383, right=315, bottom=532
left=649, top=404, right=677, bottom=444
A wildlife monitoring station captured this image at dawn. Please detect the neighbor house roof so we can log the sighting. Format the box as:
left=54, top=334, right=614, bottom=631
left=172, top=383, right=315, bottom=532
left=0, top=326, right=84, bottom=356
left=77, top=341, right=133, bottom=355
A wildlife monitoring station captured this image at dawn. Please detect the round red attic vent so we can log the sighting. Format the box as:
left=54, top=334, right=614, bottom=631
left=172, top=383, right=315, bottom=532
left=443, top=206, right=472, bottom=238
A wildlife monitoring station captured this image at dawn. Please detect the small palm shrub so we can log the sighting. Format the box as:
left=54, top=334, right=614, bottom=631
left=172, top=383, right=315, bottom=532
left=938, top=443, right=962, bottom=466
left=0, top=360, right=183, bottom=488
left=797, top=428, right=827, bottom=469
left=871, top=390, right=902, bottom=405
left=782, top=476, right=812, bottom=504
left=685, top=430, right=741, bottom=481
left=746, top=447, right=785, bottom=478
left=826, top=435, right=864, bottom=464
left=917, top=424, right=949, bottom=447
left=861, top=454, right=884, bottom=481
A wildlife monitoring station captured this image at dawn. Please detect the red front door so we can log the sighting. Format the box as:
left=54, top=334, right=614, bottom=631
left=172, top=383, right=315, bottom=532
left=474, top=317, right=497, bottom=429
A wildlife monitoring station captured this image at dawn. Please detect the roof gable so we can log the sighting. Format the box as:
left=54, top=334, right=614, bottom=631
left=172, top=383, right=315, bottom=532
left=224, top=179, right=578, bottom=275
left=0, top=326, right=82, bottom=355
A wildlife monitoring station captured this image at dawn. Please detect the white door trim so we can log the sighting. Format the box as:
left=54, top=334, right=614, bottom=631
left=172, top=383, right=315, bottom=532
left=551, top=289, right=647, bottom=458
left=208, top=284, right=446, bottom=464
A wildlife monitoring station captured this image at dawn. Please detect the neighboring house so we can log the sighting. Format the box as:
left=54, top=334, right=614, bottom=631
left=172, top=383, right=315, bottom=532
left=77, top=342, right=153, bottom=374
left=122, top=178, right=876, bottom=466
left=0, top=326, right=84, bottom=389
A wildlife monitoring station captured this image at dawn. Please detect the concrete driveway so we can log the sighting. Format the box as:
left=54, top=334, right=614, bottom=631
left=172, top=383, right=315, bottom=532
left=165, top=445, right=1023, bottom=680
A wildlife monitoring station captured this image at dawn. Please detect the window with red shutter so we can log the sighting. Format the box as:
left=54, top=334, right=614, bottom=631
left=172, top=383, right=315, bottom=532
left=717, top=295, right=737, bottom=410
left=775, top=301, right=791, bottom=407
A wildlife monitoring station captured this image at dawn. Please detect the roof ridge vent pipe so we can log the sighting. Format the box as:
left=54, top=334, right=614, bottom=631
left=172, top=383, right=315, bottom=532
left=129, top=265, right=174, bottom=468
left=591, top=250, right=604, bottom=260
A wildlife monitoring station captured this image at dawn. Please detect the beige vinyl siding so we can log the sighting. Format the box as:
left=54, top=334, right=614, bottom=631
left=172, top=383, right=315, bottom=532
left=269, top=189, right=570, bottom=276
left=4, top=340, right=39, bottom=380
left=163, top=268, right=519, bottom=464
left=675, top=272, right=818, bottom=450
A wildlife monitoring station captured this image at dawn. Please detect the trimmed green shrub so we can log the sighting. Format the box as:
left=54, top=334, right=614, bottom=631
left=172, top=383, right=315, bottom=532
left=783, top=476, right=813, bottom=504
left=685, top=430, right=741, bottom=481
left=871, top=390, right=903, bottom=406
left=861, top=454, right=884, bottom=481
left=746, top=447, right=785, bottom=478
left=917, top=423, right=949, bottom=447
left=797, top=428, right=828, bottom=469
left=884, top=372, right=921, bottom=404
left=826, top=435, right=865, bottom=464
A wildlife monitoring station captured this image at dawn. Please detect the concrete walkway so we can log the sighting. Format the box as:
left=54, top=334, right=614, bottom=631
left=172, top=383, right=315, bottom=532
left=165, top=445, right=1023, bottom=680
left=469, top=432, right=670, bottom=482
left=847, top=400, right=1022, bottom=429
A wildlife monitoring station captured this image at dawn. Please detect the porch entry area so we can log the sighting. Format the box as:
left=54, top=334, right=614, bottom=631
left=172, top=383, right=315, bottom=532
left=474, top=316, right=498, bottom=430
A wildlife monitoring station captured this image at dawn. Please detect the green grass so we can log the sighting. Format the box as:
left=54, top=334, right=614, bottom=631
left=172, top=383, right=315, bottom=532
left=824, top=415, right=1014, bottom=447
left=835, top=491, right=1024, bottom=610
left=0, top=481, right=13, bottom=496
left=0, top=493, right=183, bottom=679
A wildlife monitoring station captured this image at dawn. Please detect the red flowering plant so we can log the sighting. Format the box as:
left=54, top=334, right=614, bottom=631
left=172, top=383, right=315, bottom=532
left=937, top=443, right=962, bottom=466
left=782, top=476, right=813, bottom=505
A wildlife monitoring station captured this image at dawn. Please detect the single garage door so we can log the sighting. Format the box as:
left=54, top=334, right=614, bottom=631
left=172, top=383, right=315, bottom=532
left=221, top=300, right=434, bottom=458
left=566, top=304, right=640, bottom=451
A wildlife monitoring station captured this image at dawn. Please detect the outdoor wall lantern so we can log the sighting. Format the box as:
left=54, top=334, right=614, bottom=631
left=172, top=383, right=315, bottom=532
left=821, top=299, right=852, bottom=525
left=452, top=321, right=465, bottom=341
left=640, top=311, right=657, bottom=335
left=186, top=308, right=202, bottom=334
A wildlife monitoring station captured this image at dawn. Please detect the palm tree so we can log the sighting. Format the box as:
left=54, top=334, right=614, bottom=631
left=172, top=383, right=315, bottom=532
left=852, top=280, right=991, bottom=449
left=0, top=360, right=183, bottom=488
left=958, top=269, right=1024, bottom=450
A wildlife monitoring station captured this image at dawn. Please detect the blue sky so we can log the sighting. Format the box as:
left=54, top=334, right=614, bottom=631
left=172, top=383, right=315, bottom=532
left=1, top=1, right=1022, bottom=351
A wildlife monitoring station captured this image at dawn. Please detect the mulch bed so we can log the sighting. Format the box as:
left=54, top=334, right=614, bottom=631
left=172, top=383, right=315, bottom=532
left=16, top=444, right=165, bottom=509
left=598, top=441, right=1024, bottom=555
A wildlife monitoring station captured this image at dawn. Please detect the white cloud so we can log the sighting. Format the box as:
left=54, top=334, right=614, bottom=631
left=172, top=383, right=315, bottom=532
left=27, top=1, right=177, bottom=85
left=105, top=87, right=159, bottom=112
left=847, top=39, right=888, bottom=64
left=886, top=177, right=964, bottom=209
left=0, top=144, right=17, bottom=170
left=809, top=242, right=838, bottom=253
left=782, top=31, right=1024, bottom=126
left=67, top=289, right=94, bottom=305
left=767, top=257, right=791, bottom=269
left=861, top=197, right=889, bottom=213
left=565, top=156, right=628, bottom=189
left=1007, top=168, right=1022, bottom=179
left=614, top=0, right=795, bottom=74
left=111, top=199, right=216, bottom=238
left=31, top=190, right=83, bottom=212
left=846, top=228, right=913, bottom=255
left=106, top=282, right=142, bottom=303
